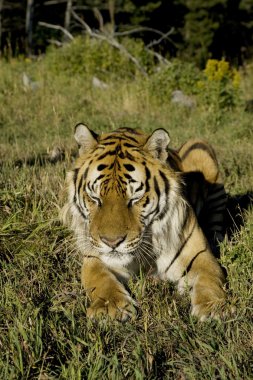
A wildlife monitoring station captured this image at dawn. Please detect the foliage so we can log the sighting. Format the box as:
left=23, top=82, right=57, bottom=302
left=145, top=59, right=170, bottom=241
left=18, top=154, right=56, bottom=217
left=44, top=35, right=155, bottom=80
left=179, top=0, right=226, bottom=65
left=147, top=58, right=241, bottom=111
left=148, top=59, right=202, bottom=103
left=179, top=0, right=253, bottom=65
left=198, top=59, right=241, bottom=110
left=2, top=0, right=253, bottom=64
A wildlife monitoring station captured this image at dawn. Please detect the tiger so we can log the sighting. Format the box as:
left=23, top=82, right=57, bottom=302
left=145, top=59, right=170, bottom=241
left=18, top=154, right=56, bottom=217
left=166, top=139, right=227, bottom=256
left=61, top=124, right=226, bottom=322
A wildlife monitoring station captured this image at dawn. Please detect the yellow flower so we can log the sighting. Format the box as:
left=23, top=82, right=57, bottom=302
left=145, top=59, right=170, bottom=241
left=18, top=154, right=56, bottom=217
left=204, top=59, right=218, bottom=81
left=232, top=69, right=240, bottom=88
left=215, top=60, right=229, bottom=80
left=204, top=59, right=230, bottom=81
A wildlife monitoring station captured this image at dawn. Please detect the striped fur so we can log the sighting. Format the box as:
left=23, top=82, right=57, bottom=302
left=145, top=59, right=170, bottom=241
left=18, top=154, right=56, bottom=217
left=167, top=139, right=227, bottom=255
left=62, top=125, right=226, bottom=321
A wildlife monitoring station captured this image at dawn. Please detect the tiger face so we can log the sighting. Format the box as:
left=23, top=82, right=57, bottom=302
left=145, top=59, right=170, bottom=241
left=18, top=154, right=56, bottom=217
left=66, top=124, right=179, bottom=267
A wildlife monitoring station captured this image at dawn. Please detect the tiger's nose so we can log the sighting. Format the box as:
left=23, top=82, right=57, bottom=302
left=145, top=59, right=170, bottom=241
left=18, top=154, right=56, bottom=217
left=100, top=234, right=126, bottom=248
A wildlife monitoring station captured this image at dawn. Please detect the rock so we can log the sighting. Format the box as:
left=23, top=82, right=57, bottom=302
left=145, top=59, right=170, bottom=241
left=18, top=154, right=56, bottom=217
left=171, top=90, right=196, bottom=109
left=92, top=76, right=109, bottom=90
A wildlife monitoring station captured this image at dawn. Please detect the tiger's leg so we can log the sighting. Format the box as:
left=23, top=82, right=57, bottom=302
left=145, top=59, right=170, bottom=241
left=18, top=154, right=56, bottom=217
left=81, top=257, right=136, bottom=321
left=187, top=252, right=226, bottom=321
left=176, top=221, right=226, bottom=321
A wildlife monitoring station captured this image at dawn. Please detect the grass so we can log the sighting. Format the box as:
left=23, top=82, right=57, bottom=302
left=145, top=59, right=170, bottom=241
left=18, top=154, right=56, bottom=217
left=0, top=39, right=253, bottom=379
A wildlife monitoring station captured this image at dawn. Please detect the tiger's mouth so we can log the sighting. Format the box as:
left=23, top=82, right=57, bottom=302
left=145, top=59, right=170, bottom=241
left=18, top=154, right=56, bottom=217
left=97, top=245, right=138, bottom=256
left=99, top=248, right=137, bottom=269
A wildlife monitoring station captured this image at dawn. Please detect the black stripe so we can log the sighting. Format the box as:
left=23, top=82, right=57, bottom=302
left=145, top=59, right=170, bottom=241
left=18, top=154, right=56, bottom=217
left=124, top=163, right=135, bottom=171
left=97, top=151, right=116, bottom=160
left=101, top=136, right=118, bottom=141
left=102, top=142, right=116, bottom=146
left=135, top=182, right=144, bottom=192
left=118, top=175, right=127, bottom=185
left=87, top=182, right=93, bottom=193
left=93, top=174, right=105, bottom=184
left=74, top=203, right=86, bottom=220
left=85, top=255, right=101, bottom=260
left=207, top=193, right=227, bottom=203
left=206, top=198, right=227, bottom=209
left=97, top=164, right=107, bottom=171
left=145, top=167, right=151, bottom=192
left=143, top=196, right=150, bottom=208
left=77, top=176, right=84, bottom=195
left=73, top=168, right=79, bottom=181
left=156, top=203, right=169, bottom=221
left=211, top=183, right=225, bottom=190
left=144, top=206, right=159, bottom=219
left=124, top=173, right=134, bottom=180
left=165, top=221, right=197, bottom=273
left=116, top=127, right=141, bottom=135
left=123, top=135, right=139, bottom=143
left=83, top=167, right=89, bottom=179
left=124, top=142, right=137, bottom=148
left=208, top=191, right=227, bottom=201
left=159, top=170, right=170, bottom=195
left=125, top=151, right=135, bottom=160
left=73, top=168, right=79, bottom=202
left=182, top=246, right=207, bottom=276
left=209, top=205, right=226, bottom=212
left=154, top=176, right=160, bottom=198
left=180, top=143, right=215, bottom=162
left=182, top=206, right=191, bottom=230
left=118, top=151, right=125, bottom=159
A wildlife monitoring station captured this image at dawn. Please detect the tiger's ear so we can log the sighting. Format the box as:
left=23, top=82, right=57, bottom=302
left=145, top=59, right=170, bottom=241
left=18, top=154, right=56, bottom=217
left=144, top=129, right=170, bottom=162
left=74, top=123, right=99, bottom=155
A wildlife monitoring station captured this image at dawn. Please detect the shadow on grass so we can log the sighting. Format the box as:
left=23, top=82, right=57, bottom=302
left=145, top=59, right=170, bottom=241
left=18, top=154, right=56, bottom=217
left=225, top=191, right=253, bottom=240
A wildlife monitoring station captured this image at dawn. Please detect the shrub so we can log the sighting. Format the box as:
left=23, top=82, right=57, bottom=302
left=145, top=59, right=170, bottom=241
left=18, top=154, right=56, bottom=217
left=197, top=59, right=241, bottom=109
left=44, top=36, right=155, bottom=80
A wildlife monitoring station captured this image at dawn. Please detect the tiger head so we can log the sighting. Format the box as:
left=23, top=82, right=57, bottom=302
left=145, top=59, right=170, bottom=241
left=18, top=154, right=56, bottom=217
left=64, top=124, right=181, bottom=267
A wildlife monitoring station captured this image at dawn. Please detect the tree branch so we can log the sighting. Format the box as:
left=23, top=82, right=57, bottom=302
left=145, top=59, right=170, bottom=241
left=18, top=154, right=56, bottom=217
left=146, top=28, right=175, bottom=48
left=71, top=10, right=147, bottom=76
left=115, top=26, right=173, bottom=40
left=38, top=21, right=74, bottom=40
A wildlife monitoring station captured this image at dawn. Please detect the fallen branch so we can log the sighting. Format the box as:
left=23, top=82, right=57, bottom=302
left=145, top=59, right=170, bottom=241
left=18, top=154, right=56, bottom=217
left=145, top=48, right=170, bottom=65
left=115, top=26, right=173, bottom=41
left=38, top=16, right=170, bottom=73
left=146, top=28, right=175, bottom=49
left=71, top=10, right=147, bottom=76
left=38, top=21, right=74, bottom=41
left=47, top=38, right=63, bottom=47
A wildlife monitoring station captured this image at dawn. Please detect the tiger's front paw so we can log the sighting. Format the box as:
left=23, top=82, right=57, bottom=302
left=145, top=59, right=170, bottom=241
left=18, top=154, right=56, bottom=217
left=191, top=287, right=226, bottom=321
left=191, top=299, right=226, bottom=321
left=87, top=292, right=136, bottom=322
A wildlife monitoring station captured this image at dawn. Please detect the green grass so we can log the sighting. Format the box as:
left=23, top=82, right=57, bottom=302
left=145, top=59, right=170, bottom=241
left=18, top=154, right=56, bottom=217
left=0, top=39, right=253, bottom=379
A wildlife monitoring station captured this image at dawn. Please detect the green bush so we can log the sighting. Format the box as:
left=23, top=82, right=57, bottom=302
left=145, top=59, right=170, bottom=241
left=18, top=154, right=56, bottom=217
left=148, top=59, right=201, bottom=104
left=44, top=36, right=155, bottom=80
